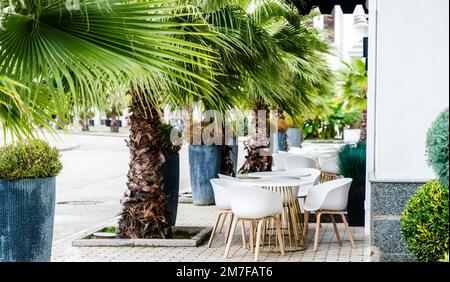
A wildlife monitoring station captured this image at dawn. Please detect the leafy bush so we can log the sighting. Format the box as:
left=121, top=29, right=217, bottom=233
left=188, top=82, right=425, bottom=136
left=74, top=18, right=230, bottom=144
left=0, top=140, right=63, bottom=180
left=426, top=108, right=449, bottom=188
left=401, top=180, right=449, bottom=262
left=338, top=141, right=366, bottom=185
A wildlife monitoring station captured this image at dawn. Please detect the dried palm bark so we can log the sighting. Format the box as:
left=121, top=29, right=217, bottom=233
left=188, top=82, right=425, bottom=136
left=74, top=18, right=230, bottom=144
left=118, top=89, right=171, bottom=239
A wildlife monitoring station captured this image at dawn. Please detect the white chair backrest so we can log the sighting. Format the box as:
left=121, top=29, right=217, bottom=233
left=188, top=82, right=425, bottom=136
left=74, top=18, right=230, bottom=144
left=229, top=186, right=283, bottom=219
left=209, top=178, right=234, bottom=210
left=317, top=154, right=339, bottom=174
left=272, top=153, right=285, bottom=171
left=304, top=178, right=353, bottom=211
left=283, top=155, right=317, bottom=170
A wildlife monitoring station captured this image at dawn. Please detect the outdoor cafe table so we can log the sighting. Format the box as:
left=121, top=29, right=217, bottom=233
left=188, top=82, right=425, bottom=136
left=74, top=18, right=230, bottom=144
left=241, top=177, right=310, bottom=252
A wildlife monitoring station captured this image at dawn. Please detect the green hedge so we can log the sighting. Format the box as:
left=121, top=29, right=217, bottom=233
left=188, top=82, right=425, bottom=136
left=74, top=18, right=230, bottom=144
left=401, top=180, right=449, bottom=262
left=426, top=108, right=449, bottom=188
left=0, top=139, right=63, bottom=180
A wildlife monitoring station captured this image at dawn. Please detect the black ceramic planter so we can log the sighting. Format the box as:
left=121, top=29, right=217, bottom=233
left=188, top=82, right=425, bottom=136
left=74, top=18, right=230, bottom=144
left=188, top=145, right=220, bottom=206
left=161, top=154, right=180, bottom=226
left=347, top=182, right=366, bottom=226
left=0, top=177, right=56, bottom=262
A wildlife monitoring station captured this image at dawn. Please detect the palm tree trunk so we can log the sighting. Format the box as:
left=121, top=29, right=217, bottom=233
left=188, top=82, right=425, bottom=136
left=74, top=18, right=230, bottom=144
left=118, top=88, right=171, bottom=239
left=360, top=109, right=367, bottom=141
left=110, top=108, right=119, bottom=133
left=81, top=114, right=89, bottom=131
left=239, top=102, right=272, bottom=173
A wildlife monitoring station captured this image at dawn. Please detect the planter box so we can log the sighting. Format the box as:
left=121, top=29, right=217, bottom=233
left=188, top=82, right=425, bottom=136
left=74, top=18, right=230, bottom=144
left=344, top=129, right=361, bottom=143
left=72, top=226, right=212, bottom=247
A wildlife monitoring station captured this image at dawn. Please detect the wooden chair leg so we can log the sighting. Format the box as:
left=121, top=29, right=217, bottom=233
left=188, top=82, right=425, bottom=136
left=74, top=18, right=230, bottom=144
left=224, top=217, right=239, bottom=258
left=224, top=213, right=234, bottom=243
left=340, top=214, right=356, bottom=248
left=208, top=212, right=224, bottom=248
left=275, top=215, right=285, bottom=256
left=249, top=221, right=255, bottom=252
left=254, top=220, right=265, bottom=262
left=219, top=212, right=227, bottom=234
left=241, top=220, right=247, bottom=249
left=303, top=211, right=310, bottom=238
left=313, top=212, right=322, bottom=252
left=330, top=214, right=341, bottom=246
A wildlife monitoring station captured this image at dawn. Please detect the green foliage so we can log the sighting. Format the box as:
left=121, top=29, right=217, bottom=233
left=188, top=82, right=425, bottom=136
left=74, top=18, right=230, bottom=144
left=426, top=109, right=449, bottom=188
left=0, top=140, right=63, bottom=180
left=338, top=141, right=366, bottom=184
left=303, top=105, right=360, bottom=140
left=339, top=59, right=368, bottom=112
left=102, top=226, right=117, bottom=234
left=401, top=180, right=449, bottom=262
left=439, top=253, right=449, bottom=262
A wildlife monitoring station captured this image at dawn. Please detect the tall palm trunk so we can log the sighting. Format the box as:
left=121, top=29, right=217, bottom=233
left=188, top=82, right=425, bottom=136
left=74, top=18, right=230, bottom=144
left=360, top=109, right=367, bottom=141
left=81, top=114, right=89, bottom=131
left=239, top=102, right=272, bottom=173
left=118, top=89, right=171, bottom=239
left=110, top=108, right=119, bottom=133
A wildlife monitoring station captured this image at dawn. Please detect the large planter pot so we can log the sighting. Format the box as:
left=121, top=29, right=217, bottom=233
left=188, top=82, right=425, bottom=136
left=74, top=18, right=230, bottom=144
left=229, top=144, right=239, bottom=175
left=0, top=177, right=56, bottom=262
left=286, top=127, right=302, bottom=148
left=161, top=154, right=180, bottom=226
left=347, top=181, right=366, bottom=226
left=188, top=145, right=220, bottom=206
left=344, top=129, right=361, bottom=143
left=277, top=132, right=287, bottom=152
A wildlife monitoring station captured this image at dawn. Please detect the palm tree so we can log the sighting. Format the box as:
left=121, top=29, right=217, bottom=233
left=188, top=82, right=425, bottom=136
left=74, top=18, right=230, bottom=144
left=339, top=59, right=368, bottom=141
left=235, top=0, right=334, bottom=172
left=1, top=76, right=56, bottom=139
left=0, top=0, right=219, bottom=239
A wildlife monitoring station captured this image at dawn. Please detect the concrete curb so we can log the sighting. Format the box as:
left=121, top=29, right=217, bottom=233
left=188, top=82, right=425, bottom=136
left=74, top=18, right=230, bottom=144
left=57, top=143, right=81, bottom=152
left=72, top=226, right=212, bottom=247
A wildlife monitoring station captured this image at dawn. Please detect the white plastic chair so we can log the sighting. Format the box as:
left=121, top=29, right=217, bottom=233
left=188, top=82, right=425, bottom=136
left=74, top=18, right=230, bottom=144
left=208, top=178, right=246, bottom=248
left=218, top=174, right=240, bottom=181
left=296, top=168, right=322, bottom=198
left=303, top=178, right=356, bottom=251
left=317, top=154, right=339, bottom=174
left=224, top=186, right=285, bottom=261
left=283, top=155, right=317, bottom=170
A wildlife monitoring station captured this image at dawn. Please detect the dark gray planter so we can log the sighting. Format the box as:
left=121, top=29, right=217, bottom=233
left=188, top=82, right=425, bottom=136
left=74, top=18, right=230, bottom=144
left=287, top=127, right=302, bottom=148
left=188, top=145, right=220, bottom=206
left=0, top=177, right=56, bottom=262
left=229, top=145, right=239, bottom=175
left=161, top=154, right=180, bottom=226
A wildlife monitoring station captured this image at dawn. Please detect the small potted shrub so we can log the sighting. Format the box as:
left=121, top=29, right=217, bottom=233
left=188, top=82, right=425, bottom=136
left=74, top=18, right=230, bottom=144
left=338, top=141, right=366, bottom=226
left=401, top=180, right=449, bottom=262
left=159, top=123, right=181, bottom=225
left=0, top=140, right=62, bottom=262
left=426, top=108, right=449, bottom=188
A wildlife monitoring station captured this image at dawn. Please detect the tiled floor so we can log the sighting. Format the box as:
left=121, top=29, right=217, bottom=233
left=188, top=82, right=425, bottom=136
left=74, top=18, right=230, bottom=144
left=52, top=204, right=371, bottom=262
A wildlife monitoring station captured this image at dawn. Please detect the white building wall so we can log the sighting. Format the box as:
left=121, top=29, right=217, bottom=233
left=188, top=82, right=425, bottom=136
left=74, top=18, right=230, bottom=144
left=370, top=0, right=449, bottom=181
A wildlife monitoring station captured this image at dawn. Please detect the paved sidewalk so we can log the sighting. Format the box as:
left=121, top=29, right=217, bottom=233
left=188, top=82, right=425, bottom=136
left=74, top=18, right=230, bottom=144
left=52, top=203, right=371, bottom=262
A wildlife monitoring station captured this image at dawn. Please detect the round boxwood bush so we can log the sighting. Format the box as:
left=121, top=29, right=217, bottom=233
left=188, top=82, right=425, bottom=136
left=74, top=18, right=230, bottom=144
left=0, top=139, right=63, bottom=180
left=426, top=108, right=449, bottom=188
left=401, top=180, right=449, bottom=262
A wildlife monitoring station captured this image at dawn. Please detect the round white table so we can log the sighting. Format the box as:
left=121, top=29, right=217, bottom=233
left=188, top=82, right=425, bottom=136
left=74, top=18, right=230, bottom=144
left=242, top=177, right=309, bottom=252
left=247, top=168, right=317, bottom=179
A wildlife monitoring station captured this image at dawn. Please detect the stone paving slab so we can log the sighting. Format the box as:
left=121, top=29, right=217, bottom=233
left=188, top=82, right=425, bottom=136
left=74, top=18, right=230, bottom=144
left=52, top=203, right=371, bottom=262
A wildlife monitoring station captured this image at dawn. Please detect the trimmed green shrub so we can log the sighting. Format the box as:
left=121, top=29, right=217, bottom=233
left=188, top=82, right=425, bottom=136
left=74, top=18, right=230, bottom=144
left=0, top=139, right=63, bottom=180
left=426, top=108, right=449, bottom=188
left=401, top=180, right=449, bottom=262
left=338, top=141, right=366, bottom=185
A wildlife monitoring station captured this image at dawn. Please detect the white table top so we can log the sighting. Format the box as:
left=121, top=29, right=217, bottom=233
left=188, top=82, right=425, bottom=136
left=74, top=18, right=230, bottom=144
left=247, top=168, right=318, bottom=179
left=243, top=177, right=310, bottom=187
